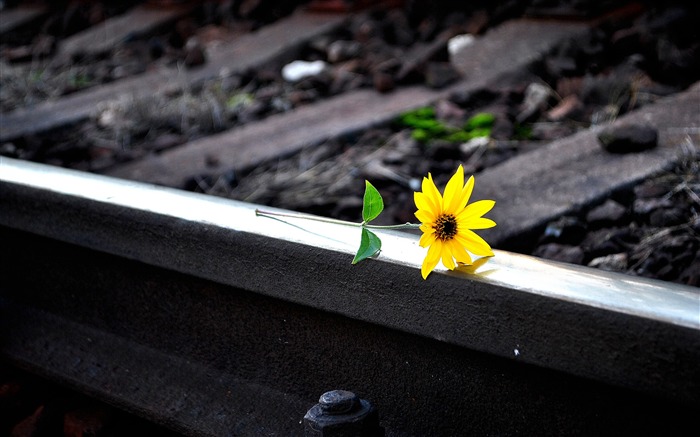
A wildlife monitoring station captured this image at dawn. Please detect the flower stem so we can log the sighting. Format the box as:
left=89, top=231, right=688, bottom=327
left=255, top=209, right=420, bottom=230
left=366, top=222, right=421, bottom=230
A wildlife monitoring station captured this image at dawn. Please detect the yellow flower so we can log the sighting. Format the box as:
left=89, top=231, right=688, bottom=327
left=414, top=165, right=496, bottom=279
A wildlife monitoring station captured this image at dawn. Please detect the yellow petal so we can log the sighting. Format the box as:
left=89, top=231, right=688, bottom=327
left=455, top=230, right=494, bottom=257
left=442, top=165, right=464, bottom=214
left=448, top=240, right=473, bottom=265
left=419, top=223, right=433, bottom=233
left=464, top=217, right=497, bottom=230
left=441, top=244, right=456, bottom=270
left=457, top=255, right=490, bottom=273
left=421, top=242, right=442, bottom=279
left=414, top=209, right=435, bottom=224
left=456, top=199, right=495, bottom=221
left=422, top=174, right=443, bottom=213
left=459, top=175, right=475, bottom=210
left=414, top=191, right=435, bottom=213
left=419, top=230, right=437, bottom=248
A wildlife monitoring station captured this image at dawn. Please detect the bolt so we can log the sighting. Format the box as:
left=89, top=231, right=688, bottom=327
left=304, top=390, right=384, bottom=437
left=319, top=390, right=360, bottom=414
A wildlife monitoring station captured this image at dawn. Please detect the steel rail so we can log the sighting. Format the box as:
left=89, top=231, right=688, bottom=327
left=2, top=157, right=697, bottom=327
left=1, top=156, right=699, bottom=434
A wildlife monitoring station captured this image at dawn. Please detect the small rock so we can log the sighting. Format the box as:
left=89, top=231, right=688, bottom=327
left=459, top=136, right=489, bottom=157
left=287, top=89, right=319, bottom=106
left=546, top=95, right=584, bottom=121
left=447, top=34, right=475, bottom=58
left=184, top=38, right=206, bottom=67
left=533, top=243, right=585, bottom=265
left=649, top=207, right=687, bottom=227
left=0, top=142, right=18, bottom=156
left=516, top=82, right=553, bottom=123
left=541, top=216, right=587, bottom=245
left=351, top=15, right=381, bottom=43
left=296, top=72, right=331, bottom=93
left=255, top=82, right=284, bottom=101
left=556, top=76, right=584, bottom=98
left=588, top=253, right=628, bottom=272
left=330, top=62, right=365, bottom=94
left=1, top=45, right=33, bottom=62
left=270, top=96, right=292, bottom=113
left=597, top=124, right=658, bottom=154
left=372, top=71, right=395, bottom=93
left=412, top=13, right=437, bottom=40
left=383, top=9, right=414, bottom=46
left=633, top=197, right=673, bottom=218
left=328, top=69, right=366, bottom=96
left=327, top=40, right=362, bottom=63
left=281, top=60, right=327, bottom=82
left=586, top=199, right=627, bottom=227
left=634, top=180, right=671, bottom=199
left=581, top=227, right=630, bottom=259
left=581, top=75, right=630, bottom=106
left=545, top=56, right=578, bottom=78
left=196, top=24, right=230, bottom=46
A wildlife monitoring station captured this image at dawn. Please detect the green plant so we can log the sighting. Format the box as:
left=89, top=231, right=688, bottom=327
left=398, top=107, right=495, bottom=143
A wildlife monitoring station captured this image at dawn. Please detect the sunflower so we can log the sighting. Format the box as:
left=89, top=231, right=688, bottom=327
left=414, top=165, right=496, bottom=279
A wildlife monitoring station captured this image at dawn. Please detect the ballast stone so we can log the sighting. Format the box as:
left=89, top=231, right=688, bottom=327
left=597, top=124, right=658, bottom=153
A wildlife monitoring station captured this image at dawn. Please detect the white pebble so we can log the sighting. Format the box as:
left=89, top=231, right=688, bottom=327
left=281, top=60, right=328, bottom=82
left=448, top=34, right=475, bottom=57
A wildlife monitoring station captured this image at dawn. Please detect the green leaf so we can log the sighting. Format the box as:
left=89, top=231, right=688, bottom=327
left=444, top=130, right=472, bottom=143
left=469, top=127, right=492, bottom=138
left=352, top=228, right=382, bottom=264
left=411, top=128, right=430, bottom=142
left=464, top=112, right=495, bottom=131
left=362, top=180, right=384, bottom=223
left=399, top=107, right=435, bottom=124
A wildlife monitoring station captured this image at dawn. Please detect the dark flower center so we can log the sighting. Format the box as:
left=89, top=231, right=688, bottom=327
left=434, top=214, right=458, bottom=241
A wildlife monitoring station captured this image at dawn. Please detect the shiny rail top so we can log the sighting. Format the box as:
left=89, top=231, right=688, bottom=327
left=1, top=156, right=698, bottom=330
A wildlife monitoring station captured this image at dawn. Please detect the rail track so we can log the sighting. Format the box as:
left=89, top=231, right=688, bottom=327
left=1, top=1, right=700, bottom=435
left=2, top=155, right=699, bottom=436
